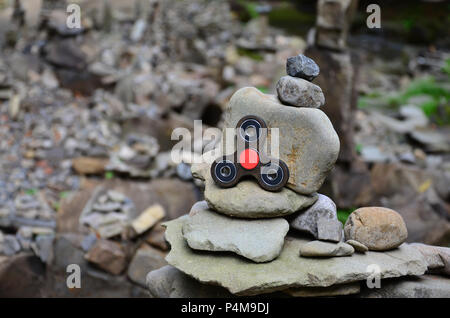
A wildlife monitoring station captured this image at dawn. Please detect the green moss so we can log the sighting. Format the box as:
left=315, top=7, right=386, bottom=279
left=442, top=59, right=450, bottom=76
left=403, top=77, right=450, bottom=102
left=25, top=188, right=37, bottom=196
left=268, top=2, right=315, bottom=36
left=359, top=76, right=450, bottom=124
left=337, top=208, right=355, bottom=225
left=239, top=0, right=260, bottom=20
left=355, top=143, right=363, bottom=155
left=59, top=191, right=70, bottom=199
left=256, top=86, right=269, bottom=94
left=105, top=171, right=114, bottom=179
left=236, top=47, right=264, bottom=61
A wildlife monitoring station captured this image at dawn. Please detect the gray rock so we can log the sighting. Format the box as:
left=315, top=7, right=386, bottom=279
left=92, top=202, right=122, bottom=212
left=107, top=190, right=126, bottom=203
left=189, top=201, right=210, bottom=216
left=194, top=161, right=317, bottom=218
left=2, top=235, right=21, bottom=256
left=344, top=207, right=408, bottom=251
left=317, top=218, right=343, bottom=242
left=304, top=47, right=357, bottom=162
left=360, top=275, right=450, bottom=298
left=164, top=216, right=427, bottom=295
left=176, top=163, right=193, bottom=181
left=127, top=245, right=167, bottom=288
left=81, top=234, right=98, bottom=252
left=223, top=87, right=339, bottom=195
left=410, top=243, right=450, bottom=275
left=346, top=240, right=368, bottom=253
left=32, top=235, right=54, bottom=264
left=315, top=0, right=355, bottom=51
left=182, top=208, right=289, bottom=262
left=286, top=54, right=320, bottom=81
left=410, top=129, right=450, bottom=152
left=299, top=240, right=354, bottom=258
left=276, top=76, right=324, bottom=108
left=147, top=265, right=234, bottom=298
left=290, top=194, right=340, bottom=241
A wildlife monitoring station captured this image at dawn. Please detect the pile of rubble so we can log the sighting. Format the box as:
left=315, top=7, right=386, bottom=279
left=0, top=0, right=306, bottom=297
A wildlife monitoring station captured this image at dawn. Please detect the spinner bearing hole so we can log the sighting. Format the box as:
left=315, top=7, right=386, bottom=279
left=220, top=166, right=232, bottom=177
left=266, top=169, right=278, bottom=181
left=245, top=125, right=257, bottom=139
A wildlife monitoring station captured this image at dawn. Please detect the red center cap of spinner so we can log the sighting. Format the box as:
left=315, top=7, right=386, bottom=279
left=239, top=148, right=259, bottom=170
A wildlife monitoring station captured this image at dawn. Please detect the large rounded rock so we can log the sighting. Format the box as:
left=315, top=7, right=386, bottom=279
left=223, top=87, right=339, bottom=195
left=192, top=162, right=317, bottom=218
left=344, top=207, right=408, bottom=251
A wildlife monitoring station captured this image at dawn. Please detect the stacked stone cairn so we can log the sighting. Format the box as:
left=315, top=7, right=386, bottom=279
left=146, top=55, right=433, bottom=298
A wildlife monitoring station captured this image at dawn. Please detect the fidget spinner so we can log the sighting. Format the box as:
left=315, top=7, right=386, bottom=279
left=211, top=115, right=289, bottom=191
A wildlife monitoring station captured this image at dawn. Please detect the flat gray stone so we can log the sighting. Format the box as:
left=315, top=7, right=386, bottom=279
left=223, top=87, right=339, bottom=195
left=286, top=54, right=320, bottom=81
left=300, top=240, right=354, bottom=258
left=182, top=208, right=289, bottom=262
left=2, top=235, right=21, bottom=256
left=290, top=194, right=339, bottom=240
left=346, top=240, right=368, bottom=253
left=164, top=216, right=428, bottom=296
left=276, top=76, right=325, bottom=108
left=410, top=243, right=450, bottom=275
left=147, top=266, right=360, bottom=298
left=147, top=265, right=234, bottom=298
left=193, top=161, right=318, bottom=218
left=360, top=275, right=450, bottom=298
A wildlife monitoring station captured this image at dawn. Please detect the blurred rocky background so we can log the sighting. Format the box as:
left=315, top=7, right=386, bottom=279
left=0, top=0, right=448, bottom=297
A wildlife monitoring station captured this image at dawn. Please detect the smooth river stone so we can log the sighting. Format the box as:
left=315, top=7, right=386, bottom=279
left=299, top=240, right=354, bottom=257
left=276, top=76, right=325, bottom=108
left=344, top=207, right=408, bottom=251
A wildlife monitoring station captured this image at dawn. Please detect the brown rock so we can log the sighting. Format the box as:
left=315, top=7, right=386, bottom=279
left=0, top=253, right=46, bottom=297
left=84, top=239, right=128, bottom=275
left=72, top=157, right=108, bottom=175
left=344, top=207, right=408, bottom=251
left=304, top=47, right=358, bottom=163
left=145, top=222, right=169, bottom=251
left=127, top=244, right=167, bottom=287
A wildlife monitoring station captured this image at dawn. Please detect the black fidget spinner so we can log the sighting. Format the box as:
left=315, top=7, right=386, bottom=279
left=211, top=115, right=289, bottom=191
